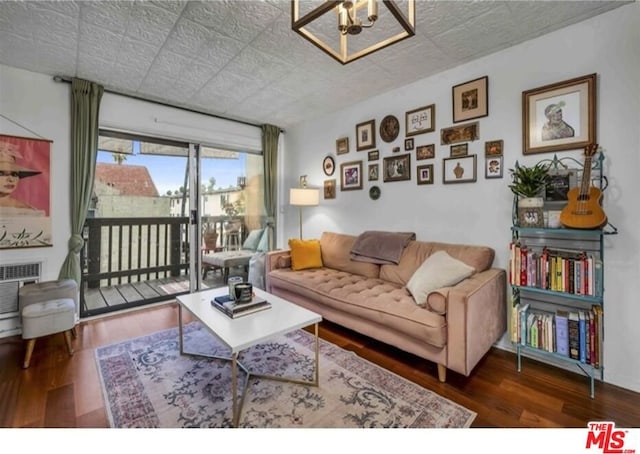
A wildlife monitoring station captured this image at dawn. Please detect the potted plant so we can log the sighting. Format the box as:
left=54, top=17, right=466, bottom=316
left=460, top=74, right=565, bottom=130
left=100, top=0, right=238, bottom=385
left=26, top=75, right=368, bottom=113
left=509, top=162, right=550, bottom=228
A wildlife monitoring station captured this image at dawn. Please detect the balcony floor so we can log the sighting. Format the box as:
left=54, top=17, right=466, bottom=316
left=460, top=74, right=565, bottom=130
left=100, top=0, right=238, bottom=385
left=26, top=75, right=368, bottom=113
left=81, top=266, right=248, bottom=318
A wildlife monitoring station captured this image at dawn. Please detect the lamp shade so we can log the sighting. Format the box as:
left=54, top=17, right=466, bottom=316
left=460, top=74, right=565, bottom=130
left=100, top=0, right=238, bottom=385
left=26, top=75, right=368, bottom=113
left=289, top=188, right=319, bottom=206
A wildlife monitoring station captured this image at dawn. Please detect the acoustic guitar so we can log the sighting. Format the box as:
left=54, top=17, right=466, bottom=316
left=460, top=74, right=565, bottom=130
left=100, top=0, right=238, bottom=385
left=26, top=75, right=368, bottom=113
left=559, top=144, right=608, bottom=229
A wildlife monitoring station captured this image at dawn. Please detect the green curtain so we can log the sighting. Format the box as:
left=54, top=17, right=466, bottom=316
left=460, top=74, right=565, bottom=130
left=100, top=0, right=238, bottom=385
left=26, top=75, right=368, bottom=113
left=58, top=78, right=104, bottom=283
left=261, top=124, right=280, bottom=250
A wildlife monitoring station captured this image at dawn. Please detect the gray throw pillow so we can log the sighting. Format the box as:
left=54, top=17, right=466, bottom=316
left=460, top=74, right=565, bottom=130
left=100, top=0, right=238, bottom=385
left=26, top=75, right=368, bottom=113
left=242, top=228, right=264, bottom=251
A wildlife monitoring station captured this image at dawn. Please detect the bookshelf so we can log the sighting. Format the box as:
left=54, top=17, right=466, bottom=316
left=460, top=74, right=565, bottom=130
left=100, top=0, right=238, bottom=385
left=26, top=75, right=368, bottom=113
left=509, top=151, right=617, bottom=398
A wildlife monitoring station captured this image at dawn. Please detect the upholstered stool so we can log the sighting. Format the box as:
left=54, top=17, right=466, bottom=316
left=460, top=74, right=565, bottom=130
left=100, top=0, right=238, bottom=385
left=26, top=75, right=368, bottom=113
left=19, top=279, right=78, bottom=369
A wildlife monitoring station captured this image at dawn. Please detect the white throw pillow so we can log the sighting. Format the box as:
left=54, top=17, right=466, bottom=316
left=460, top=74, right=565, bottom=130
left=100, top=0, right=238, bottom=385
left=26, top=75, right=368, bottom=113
left=406, top=250, right=476, bottom=306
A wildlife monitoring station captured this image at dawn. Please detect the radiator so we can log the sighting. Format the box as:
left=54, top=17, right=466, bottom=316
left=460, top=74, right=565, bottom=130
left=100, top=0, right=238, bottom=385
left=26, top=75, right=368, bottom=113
left=0, top=262, right=42, bottom=316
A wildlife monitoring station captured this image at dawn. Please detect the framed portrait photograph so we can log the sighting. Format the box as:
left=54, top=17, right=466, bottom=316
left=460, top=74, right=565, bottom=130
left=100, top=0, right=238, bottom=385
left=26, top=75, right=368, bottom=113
left=322, top=155, right=335, bottom=176
left=522, top=73, right=596, bottom=155
left=383, top=154, right=411, bottom=182
left=443, top=154, right=477, bottom=184
left=368, top=163, right=379, bottom=181
left=485, top=139, right=504, bottom=157
left=340, top=160, right=363, bottom=190
left=336, top=137, right=349, bottom=155
left=367, top=150, right=379, bottom=161
left=485, top=156, right=503, bottom=179
left=416, top=144, right=434, bottom=160
left=405, top=104, right=436, bottom=137
left=452, top=76, right=488, bottom=123
left=450, top=143, right=468, bottom=157
left=440, top=122, right=479, bottom=145
left=417, top=164, right=434, bottom=185
left=404, top=138, right=414, bottom=151
left=324, top=179, right=336, bottom=199
left=356, top=120, right=376, bottom=151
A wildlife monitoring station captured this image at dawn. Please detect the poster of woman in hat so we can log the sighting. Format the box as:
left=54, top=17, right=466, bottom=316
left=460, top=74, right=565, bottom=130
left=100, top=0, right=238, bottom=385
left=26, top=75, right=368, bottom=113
left=0, top=134, right=52, bottom=249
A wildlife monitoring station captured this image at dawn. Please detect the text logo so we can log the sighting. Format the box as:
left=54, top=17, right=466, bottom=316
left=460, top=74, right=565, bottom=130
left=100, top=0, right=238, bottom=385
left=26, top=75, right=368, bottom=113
left=586, top=422, right=635, bottom=453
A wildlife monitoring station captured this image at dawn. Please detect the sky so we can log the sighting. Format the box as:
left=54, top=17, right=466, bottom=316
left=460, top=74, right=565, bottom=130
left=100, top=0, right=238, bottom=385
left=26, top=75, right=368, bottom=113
left=97, top=150, right=247, bottom=196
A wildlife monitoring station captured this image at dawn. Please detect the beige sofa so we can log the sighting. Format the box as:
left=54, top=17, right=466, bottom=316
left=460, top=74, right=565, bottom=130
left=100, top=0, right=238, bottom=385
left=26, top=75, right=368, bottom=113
left=266, top=231, right=507, bottom=382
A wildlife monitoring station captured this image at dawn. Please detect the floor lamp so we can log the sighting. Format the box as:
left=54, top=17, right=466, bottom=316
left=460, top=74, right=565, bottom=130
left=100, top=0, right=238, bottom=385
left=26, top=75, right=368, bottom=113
left=289, top=187, right=319, bottom=239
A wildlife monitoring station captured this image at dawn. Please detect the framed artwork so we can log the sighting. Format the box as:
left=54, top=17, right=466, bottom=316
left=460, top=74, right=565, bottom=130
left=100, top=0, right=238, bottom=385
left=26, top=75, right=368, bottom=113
left=367, top=150, right=379, bottom=161
left=450, top=143, right=468, bottom=157
left=340, top=160, right=363, bottom=190
left=392, top=146, right=400, bottom=153
left=0, top=134, right=52, bottom=249
left=485, top=156, right=503, bottom=179
left=404, top=138, right=414, bottom=151
left=336, top=137, right=349, bottom=155
left=443, top=154, right=477, bottom=184
left=522, top=73, right=597, bottom=155
left=322, top=155, right=335, bottom=176
left=383, top=154, right=411, bottom=182
left=324, top=179, right=336, bottom=199
left=545, top=170, right=577, bottom=201
left=379, top=115, right=400, bottom=143
left=452, top=76, right=488, bottom=123
left=368, top=163, right=379, bottom=181
left=405, top=104, right=435, bottom=137
left=356, top=120, right=376, bottom=151
left=441, top=121, right=479, bottom=145
left=416, top=144, right=434, bottom=160
left=417, top=164, right=434, bottom=185
left=485, top=140, right=504, bottom=157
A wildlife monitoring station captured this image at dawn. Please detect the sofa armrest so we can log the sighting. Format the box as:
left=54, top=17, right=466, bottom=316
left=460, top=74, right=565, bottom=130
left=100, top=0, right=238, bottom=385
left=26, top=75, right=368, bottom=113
left=445, top=268, right=507, bottom=377
left=266, top=250, right=291, bottom=273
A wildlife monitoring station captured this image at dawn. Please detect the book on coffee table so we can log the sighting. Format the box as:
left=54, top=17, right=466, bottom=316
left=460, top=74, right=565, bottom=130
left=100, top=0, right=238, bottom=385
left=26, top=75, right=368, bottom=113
left=211, top=295, right=271, bottom=318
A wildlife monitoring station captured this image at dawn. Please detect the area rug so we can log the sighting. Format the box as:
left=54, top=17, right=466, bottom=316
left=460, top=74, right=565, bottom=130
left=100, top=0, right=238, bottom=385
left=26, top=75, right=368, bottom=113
left=96, top=322, right=476, bottom=428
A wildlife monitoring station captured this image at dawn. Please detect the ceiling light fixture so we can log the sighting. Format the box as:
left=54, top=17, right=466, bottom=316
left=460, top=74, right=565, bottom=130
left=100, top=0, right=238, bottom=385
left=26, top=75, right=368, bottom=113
left=292, top=0, right=415, bottom=65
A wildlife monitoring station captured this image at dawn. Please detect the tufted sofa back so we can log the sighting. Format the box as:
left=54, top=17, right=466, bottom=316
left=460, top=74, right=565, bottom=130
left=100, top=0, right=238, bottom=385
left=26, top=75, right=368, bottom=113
left=320, top=232, right=380, bottom=278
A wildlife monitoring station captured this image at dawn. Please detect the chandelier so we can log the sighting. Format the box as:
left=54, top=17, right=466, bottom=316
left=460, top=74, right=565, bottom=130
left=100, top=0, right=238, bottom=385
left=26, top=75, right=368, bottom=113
left=292, top=0, right=415, bottom=65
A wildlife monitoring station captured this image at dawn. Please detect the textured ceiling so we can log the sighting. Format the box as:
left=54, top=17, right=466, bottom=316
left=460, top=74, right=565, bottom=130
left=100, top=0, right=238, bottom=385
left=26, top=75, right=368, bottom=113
left=0, top=1, right=629, bottom=129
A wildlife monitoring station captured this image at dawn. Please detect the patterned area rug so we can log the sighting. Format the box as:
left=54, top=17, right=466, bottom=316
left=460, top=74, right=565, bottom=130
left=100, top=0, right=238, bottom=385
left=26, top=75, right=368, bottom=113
left=96, top=322, right=476, bottom=428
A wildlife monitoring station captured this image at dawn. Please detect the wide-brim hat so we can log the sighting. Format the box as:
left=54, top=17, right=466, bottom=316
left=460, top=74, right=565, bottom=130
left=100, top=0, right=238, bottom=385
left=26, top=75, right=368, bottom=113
left=0, top=141, right=41, bottom=178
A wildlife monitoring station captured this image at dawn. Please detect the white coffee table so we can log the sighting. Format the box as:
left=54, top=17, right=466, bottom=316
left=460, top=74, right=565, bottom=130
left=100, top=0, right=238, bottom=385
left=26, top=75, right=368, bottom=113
left=176, top=286, right=322, bottom=427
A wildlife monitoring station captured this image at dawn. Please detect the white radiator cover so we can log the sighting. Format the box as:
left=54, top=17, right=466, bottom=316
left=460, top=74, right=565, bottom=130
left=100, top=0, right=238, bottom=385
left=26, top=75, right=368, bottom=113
left=0, top=262, right=42, bottom=316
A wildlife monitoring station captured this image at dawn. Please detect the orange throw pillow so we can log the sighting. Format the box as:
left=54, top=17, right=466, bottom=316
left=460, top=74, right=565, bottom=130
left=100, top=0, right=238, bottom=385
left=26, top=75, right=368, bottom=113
left=288, top=239, right=323, bottom=271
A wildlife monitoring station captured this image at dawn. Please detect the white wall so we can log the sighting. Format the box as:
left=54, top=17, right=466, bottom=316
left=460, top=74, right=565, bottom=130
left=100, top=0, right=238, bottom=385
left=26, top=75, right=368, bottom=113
left=281, top=3, right=640, bottom=393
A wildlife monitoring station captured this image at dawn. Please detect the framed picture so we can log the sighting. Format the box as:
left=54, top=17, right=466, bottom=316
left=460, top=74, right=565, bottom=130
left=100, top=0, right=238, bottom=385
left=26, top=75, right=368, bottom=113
left=545, top=170, right=577, bottom=201
left=452, top=76, right=488, bottom=123
left=416, top=144, right=435, bottom=160
left=356, top=120, right=376, bottom=151
left=324, top=179, right=336, bottom=199
left=443, top=154, right=477, bottom=184
left=392, top=146, right=400, bottom=153
left=404, top=138, right=414, bottom=151
left=340, top=160, right=363, bottom=190
left=450, top=143, right=468, bottom=157
left=322, top=155, right=335, bottom=176
left=379, top=115, right=400, bottom=143
left=367, top=150, right=379, bottom=161
left=522, top=73, right=597, bottom=155
left=485, top=156, right=503, bottom=179
left=485, top=140, right=503, bottom=157
left=405, top=104, right=436, bottom=137
left=0, top=134, right=52, bottom=249
left=368, top=164, right=379, bottom=181
left=441, top=122, right=479, bottom=145
left=336, top=137, right=349, bottom=155
left=417, top=164, right=434, bottom=185
left=383, top=153, right=411, bottom=182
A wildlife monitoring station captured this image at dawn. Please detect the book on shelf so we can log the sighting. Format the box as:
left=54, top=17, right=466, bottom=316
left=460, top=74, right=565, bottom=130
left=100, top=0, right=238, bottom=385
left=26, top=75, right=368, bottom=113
left=555, top=310, right=570, bottom=357
left=568, top=311, right=580, bottom=360
left=579, top=310, right=587, bottom=363
left=211, top=294, right=272, bottom=318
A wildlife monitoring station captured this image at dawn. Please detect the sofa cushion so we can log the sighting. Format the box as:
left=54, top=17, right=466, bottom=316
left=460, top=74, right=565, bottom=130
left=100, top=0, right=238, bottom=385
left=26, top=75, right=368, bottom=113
left=268, top=267, right=447, bottom=348
left=320, top=232, right=380, bottom=278
left=288, top=238, right=323, bottom=271
left=380, top=241, right=494, bottom=286
left=406, top=251, right=476, bottom=307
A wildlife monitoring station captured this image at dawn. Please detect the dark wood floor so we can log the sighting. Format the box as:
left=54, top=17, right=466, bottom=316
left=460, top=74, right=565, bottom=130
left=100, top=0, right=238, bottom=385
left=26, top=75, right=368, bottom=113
left=1, top=302, right=638, bottom=428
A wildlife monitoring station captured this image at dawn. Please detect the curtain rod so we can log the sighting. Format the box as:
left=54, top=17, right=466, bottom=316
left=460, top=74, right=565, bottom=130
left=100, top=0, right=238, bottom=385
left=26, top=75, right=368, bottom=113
left=52, top=75, right=285, bottom=134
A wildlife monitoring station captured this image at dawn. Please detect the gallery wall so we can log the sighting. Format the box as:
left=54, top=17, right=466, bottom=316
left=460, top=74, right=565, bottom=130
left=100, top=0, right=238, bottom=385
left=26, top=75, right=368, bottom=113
left=281, top=3, right=640, bottom=392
